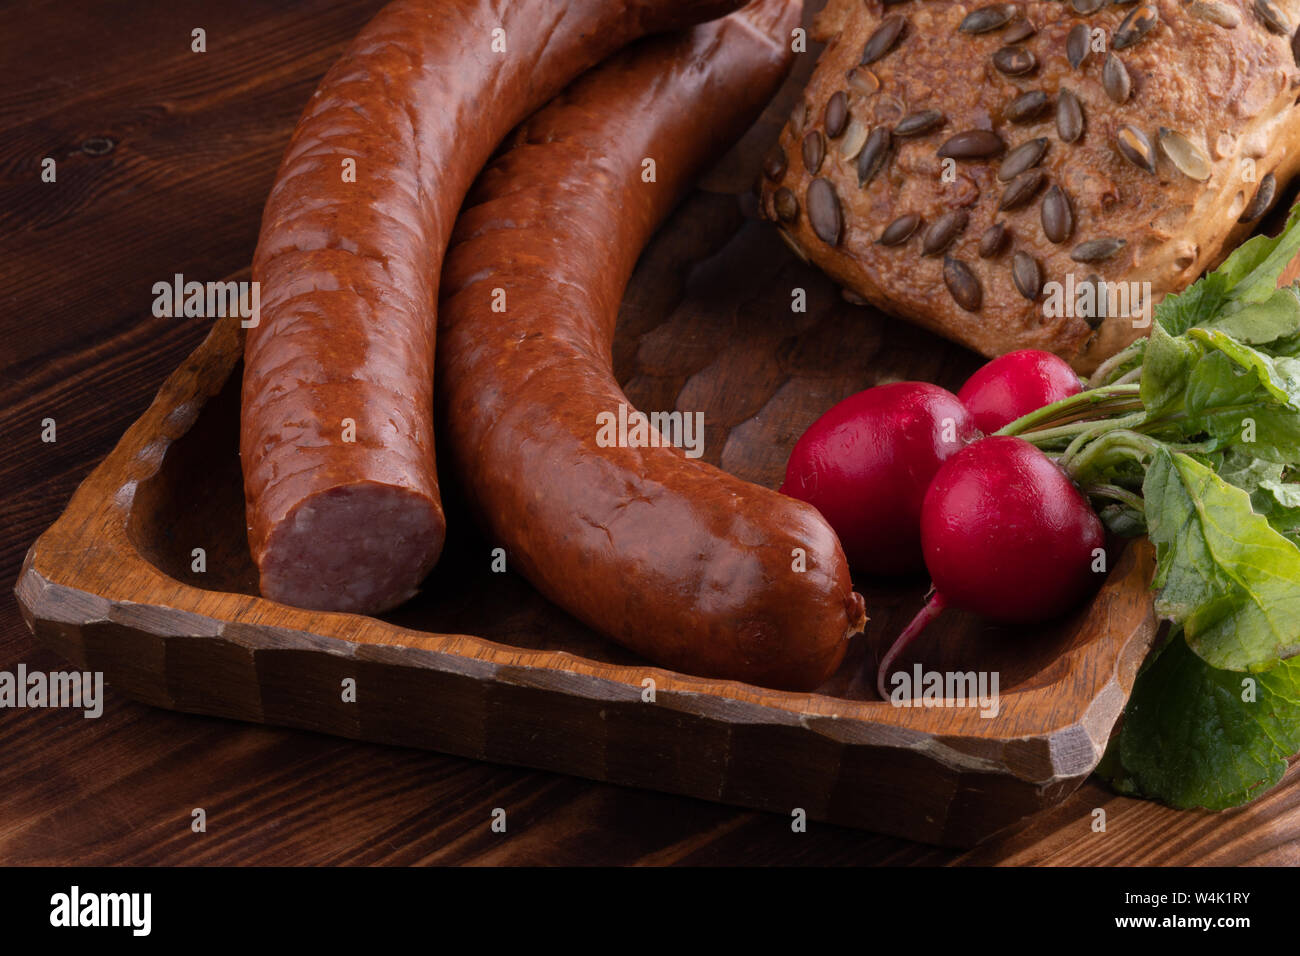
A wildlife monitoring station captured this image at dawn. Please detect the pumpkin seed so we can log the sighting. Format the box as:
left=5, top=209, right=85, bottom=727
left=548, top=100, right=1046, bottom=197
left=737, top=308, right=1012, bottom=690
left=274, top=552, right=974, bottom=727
left=894, top=109, right=946, bottom=137
left=802, top=131, right=825, bottom=175
left=1116, top=124, right=1156, bottom=173
left=998, top=137, right=1049, bottom=181
left=937, top=129, right=1006, bottom=159
left=1071, top=238, right=1128, bottom=261
left=1239, top=172, right=1277, bottom=222
left=1042, top=185, right=1074, bottom=243
left=923, top=208, right=970, bottom=256
left=1000, top=168, right=1047, bottom=209
left=1158, top=128, right=1212, bottom=181
left=1255, top=0, right=1291, bottom=34
left=1057, top=88, right=1085, bottom=143
left=1102, top=52, right=1131, bottom=103
left=959, top=4, right=1017, bottom=33
left=943, top=256, right=983, bottom=311
left=773, top=188, right=799, bottom=223
left=1072, top=0, right=1106, bottom=13
left=1012, top=252, right=1044, bottom=300
left=1293, top=24, right=1300, bottom=65
left=1082, top=275, right=1107, bottom=328
left=858, top=127, right=892, bottom=186
left=862, top=15, right=907, bottom=64
left=1188, top=1, right=1240, bottom=27
left=879, top=213, right=922, bottom=245
left=825, top=92, right=849, bottom=139
left=1113, top=4, right=1159, bottom=48
left=807, top=178, right=842, bottom=245
left=1004, top=20, right=1037, bottom=43
left=1067, top=24, right=1091, bottom=68
left=993, top=45, right=1037, bottom=75
left=846, top=67, right=880, bottom=96
left=1006, top=90, right=1050, bottom=123
left=979, top=222, right=1009, bottom=258
left=762, top=145, right=787, bottom=182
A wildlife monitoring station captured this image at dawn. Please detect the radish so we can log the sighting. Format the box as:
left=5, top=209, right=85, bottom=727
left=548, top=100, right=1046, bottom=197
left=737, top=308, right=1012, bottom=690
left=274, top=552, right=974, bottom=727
left=876, top=436, right=1105, bottom=700
left=956, top=349, right=1082, bottom=435
left=780, top=382, right=978, bottom=575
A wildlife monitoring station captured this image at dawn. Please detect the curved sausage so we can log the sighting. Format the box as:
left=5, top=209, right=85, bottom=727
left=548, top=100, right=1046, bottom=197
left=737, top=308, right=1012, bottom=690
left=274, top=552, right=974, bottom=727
left=438, top=0, right=867, bottom=691
left=241, top=0, right=744, bottom=613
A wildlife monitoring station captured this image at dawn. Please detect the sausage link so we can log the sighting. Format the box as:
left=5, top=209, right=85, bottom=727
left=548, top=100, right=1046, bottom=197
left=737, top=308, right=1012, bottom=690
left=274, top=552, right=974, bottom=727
left=241, top=0, right=744, bottom=613
left=438, top=0, right=867, bottom=691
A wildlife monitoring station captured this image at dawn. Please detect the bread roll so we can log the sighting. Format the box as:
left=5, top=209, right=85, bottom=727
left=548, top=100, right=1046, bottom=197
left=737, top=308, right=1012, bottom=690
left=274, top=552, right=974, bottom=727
left=759, top=0, right=1300, bottom=372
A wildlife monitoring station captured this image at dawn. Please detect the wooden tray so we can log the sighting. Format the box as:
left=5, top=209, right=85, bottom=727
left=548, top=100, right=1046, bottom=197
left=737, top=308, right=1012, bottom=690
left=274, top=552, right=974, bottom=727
left=15, top=21, right=1167, bottom=846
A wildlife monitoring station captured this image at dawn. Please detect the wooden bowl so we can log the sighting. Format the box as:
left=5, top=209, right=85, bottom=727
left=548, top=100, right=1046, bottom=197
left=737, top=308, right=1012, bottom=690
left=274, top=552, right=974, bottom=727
left=15, top=181, right=1159, bottom=846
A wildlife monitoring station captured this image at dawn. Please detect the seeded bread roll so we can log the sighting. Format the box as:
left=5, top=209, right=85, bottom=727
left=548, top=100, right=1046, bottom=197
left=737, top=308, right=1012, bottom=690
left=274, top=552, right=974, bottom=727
left=759, top=0, right=1300, bottom=372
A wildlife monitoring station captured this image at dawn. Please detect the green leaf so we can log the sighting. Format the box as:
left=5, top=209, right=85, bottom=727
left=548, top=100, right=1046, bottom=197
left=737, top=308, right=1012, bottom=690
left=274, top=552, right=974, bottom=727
left=1143, top=448, right=1300, bottom=670
left=1098, top=630, right=1300, bottom=810
left=1139, top=322, right=1202, bottom=420
left=1154, top=271, right=1229, bottom=336
left=1217, top=447, right=1284, bottom=495
left=1199, top=286, right=1300, bottom=346
left=1253, top=479, right=1300, bottom=541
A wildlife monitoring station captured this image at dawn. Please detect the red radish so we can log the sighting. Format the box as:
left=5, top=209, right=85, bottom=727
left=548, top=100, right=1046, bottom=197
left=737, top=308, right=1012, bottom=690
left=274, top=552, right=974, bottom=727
left=956, top=349, right=1082, bottom=435
left=780, top=382, right=978, bottom=575
left=876, top=436, right=1105, bottom=699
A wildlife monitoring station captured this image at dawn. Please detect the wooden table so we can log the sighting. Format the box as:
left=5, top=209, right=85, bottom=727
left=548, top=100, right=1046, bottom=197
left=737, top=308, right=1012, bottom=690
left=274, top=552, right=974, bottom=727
left=3, top=0, right=1297, bottom=866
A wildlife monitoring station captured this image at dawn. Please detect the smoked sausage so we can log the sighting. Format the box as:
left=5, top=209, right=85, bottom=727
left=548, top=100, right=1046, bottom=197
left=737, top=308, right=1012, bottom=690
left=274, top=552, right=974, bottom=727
left=438, top=0, right=867, bottom=691
left=241, top=0, right=744, bottom=613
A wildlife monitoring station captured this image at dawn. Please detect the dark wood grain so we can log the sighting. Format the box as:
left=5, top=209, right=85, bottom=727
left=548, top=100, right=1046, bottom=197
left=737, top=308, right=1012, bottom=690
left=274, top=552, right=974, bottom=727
left=2, top=0, right=1298, bottom=865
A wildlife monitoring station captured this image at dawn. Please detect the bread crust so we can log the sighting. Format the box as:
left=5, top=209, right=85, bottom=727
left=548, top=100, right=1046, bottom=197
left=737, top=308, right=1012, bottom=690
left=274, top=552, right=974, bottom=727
left=760, top=0, right=1300, bottom=372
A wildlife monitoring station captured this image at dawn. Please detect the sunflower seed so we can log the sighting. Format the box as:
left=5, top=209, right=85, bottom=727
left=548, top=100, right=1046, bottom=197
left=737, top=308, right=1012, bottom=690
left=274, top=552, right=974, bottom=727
left=1158, top=128, right=1212, bottom=181
left=802, top=131, right=825, bottom=174
left=1113, top=4, right=1159, bottom=48
left=840, top=118, right=870, bottom=159
left=1006, top=90, right=1051, bottom=123
left=894, top=109, right=946, bottom=137
left=858, top=127, right=891, bottom=185
left=807, top=178, right=842, bottom=245
left=762, top=145, right=787, bottom=182
left=778, top=228, right=809, bottom=263
left=1067, top=24, right=1091, bottom=68
left=825, top=92, right=849, bottom=139
left=1057, top=89, right=1085, bottom=143
left=1071, top=0, right=1106, bottom=13
left=1255, top=0, right=1292, bottom=33
left=1239, top=172, right=1277, bottom=222
left=944, top=257, right=982, bottom=311
left=993, top=45, right=1037, bottom=75
left=998, top=137, right=1049, bottom=181
left=1102, top=53, right=1131, bottom=103
left=1011, top=252, right=1044, bottom=300
left=937, top=129, right=1006, bottom=159
left=846, top=67, right=881, bottom=96
left=1189, top=1, right=1240, bottom=27
left=879, top=213, right=922, bottom=245
left=774, top=188, right=798, bottom=223
left=959, top=4, right=1017, bottom=33
left=1071, top=238, right=1128, bottom=262
left=1004, top=20, right=1038, bottom=43
left=923, top=208, right=970, bottom=256
left=979, top=222, right=1009, bottom=258
left=862, top=15, right=907, bottom=64
left=1042, top=185, right=1074, bottom=243
left=1116, top=124, right=1156, bottom=173
left=999, top=168, right=1047, bottom=209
